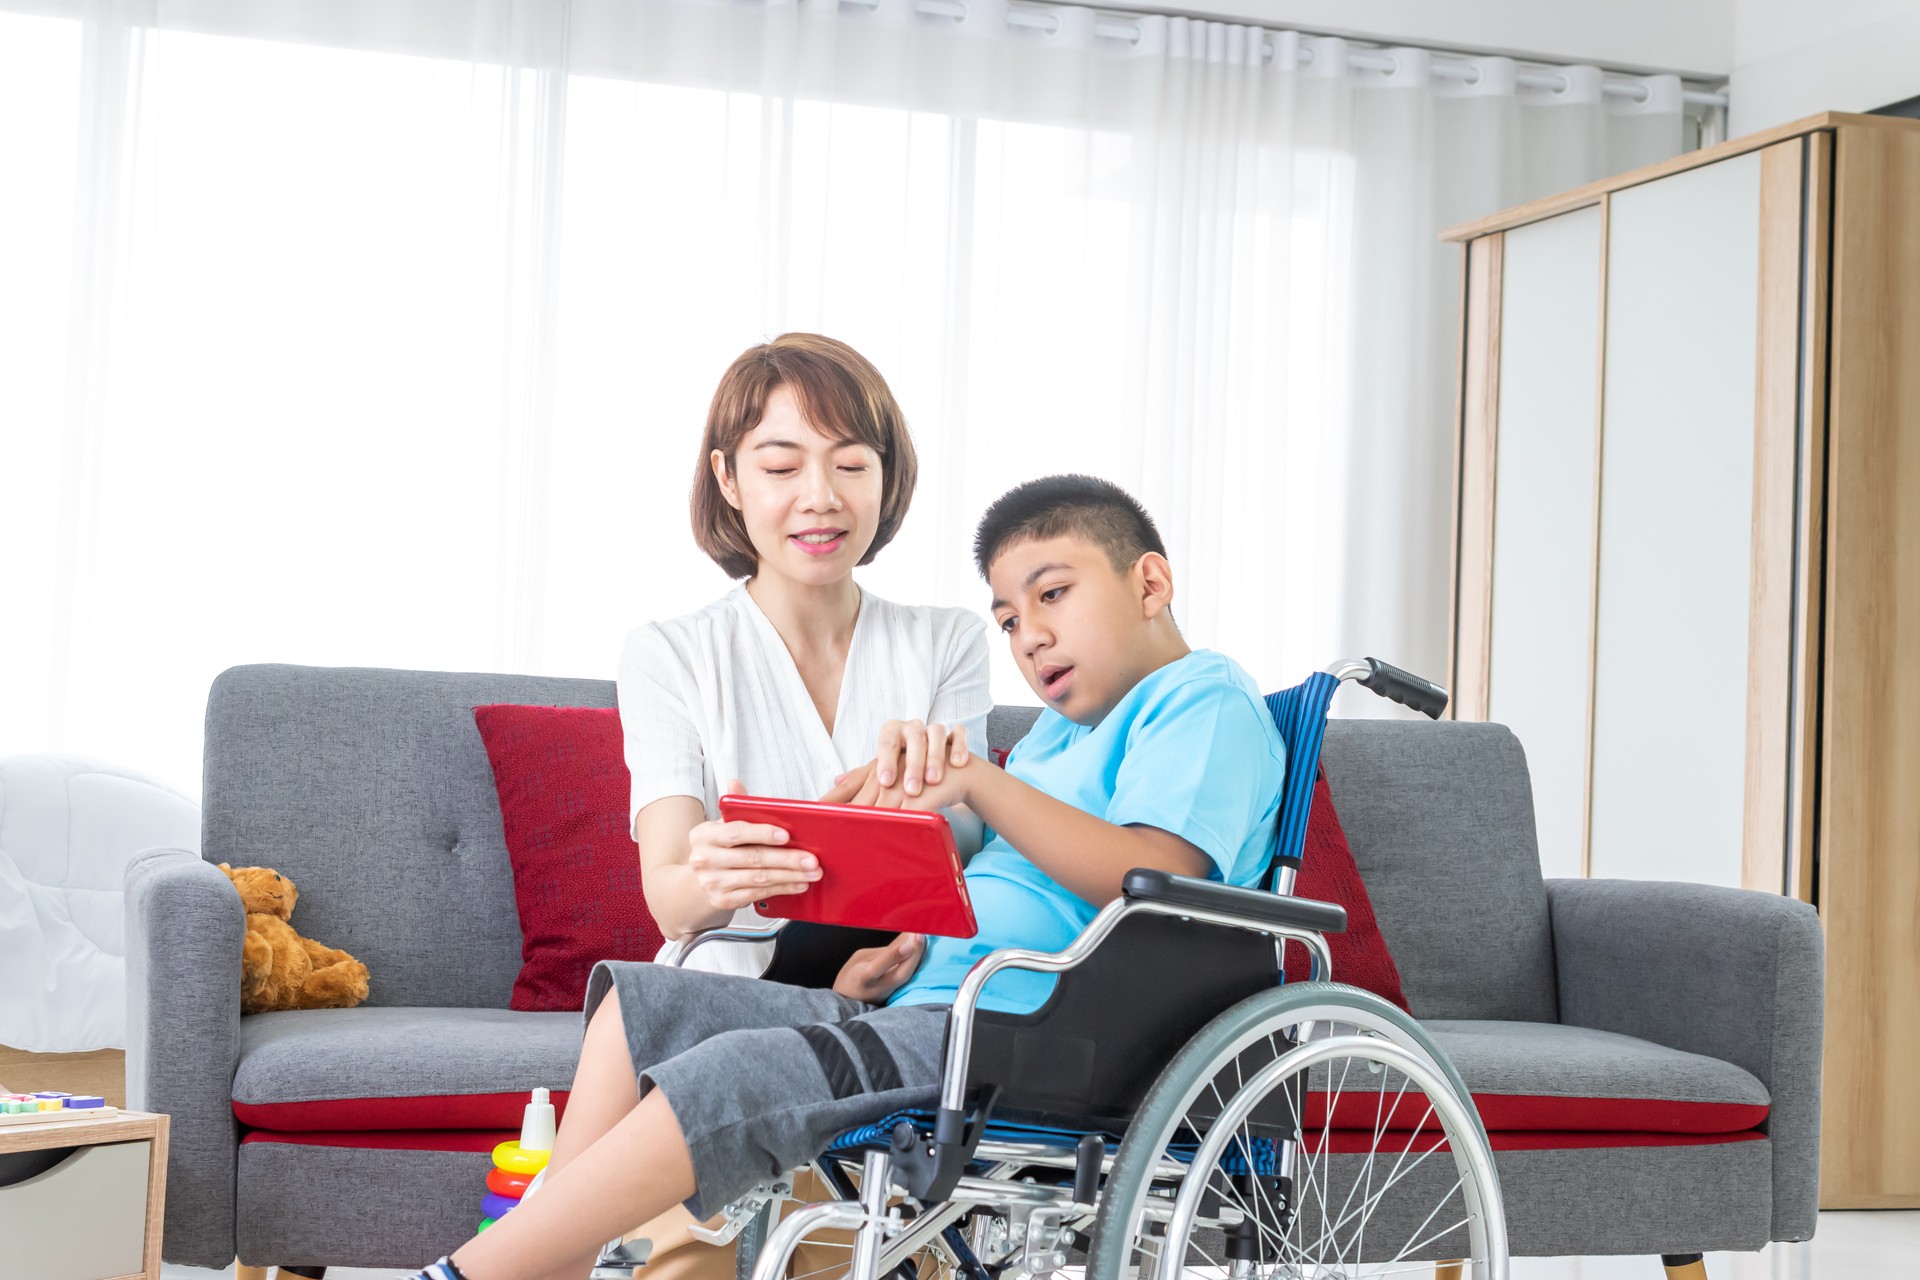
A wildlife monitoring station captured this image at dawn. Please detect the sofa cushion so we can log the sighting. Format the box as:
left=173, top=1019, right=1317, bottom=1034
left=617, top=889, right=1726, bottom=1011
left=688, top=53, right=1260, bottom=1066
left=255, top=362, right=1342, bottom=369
left=204, top=665, right=619, bottom=1011
left=231, top=1007, right=580, bottom=1131
left=1280, top=768, right=1409, bottom=1010
left=1311, top=1020, right=1769, bottom=1136
left=1321, top=720, right=1558, bottom=1023
left=472, top=703, right=665, bottom=1012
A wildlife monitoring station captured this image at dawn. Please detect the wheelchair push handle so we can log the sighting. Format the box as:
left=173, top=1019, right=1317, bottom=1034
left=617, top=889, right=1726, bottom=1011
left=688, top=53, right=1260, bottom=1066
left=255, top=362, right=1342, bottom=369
left=1357, top=657, right=1448, bottom=719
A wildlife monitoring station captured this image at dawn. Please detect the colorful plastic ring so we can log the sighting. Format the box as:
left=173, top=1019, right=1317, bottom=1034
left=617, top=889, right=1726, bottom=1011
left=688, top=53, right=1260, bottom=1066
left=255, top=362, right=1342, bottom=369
left=478, top=1217, right=496, bottom=1233
left=491, top=1141, right=550, bottom=1176
left=480, top=1191, right=521, bottom=1220
left=487, top=1167, right=535, bottom=1197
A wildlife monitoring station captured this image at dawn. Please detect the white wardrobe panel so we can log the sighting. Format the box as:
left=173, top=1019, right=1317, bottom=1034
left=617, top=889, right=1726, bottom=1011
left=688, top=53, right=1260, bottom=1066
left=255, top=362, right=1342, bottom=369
left=1488, top=206, right=1603, bottom=883
left=1589, top=153, right=1762, bottom=888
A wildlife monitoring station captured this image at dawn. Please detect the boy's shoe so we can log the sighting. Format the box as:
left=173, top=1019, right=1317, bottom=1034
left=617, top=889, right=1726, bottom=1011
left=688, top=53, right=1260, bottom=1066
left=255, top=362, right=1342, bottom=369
left=397, top=1259, right=468, bottom=1280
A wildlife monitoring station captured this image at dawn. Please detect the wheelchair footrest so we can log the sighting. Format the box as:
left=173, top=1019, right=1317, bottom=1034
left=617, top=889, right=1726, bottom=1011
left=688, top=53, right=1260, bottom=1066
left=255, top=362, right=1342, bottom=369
left=591, top=1236, right=653, bottom=1279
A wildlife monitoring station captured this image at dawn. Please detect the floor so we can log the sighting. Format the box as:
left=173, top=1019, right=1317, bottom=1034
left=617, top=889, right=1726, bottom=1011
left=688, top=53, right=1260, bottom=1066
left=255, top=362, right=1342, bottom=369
left=159, top=1209, right=1920, bottom=1278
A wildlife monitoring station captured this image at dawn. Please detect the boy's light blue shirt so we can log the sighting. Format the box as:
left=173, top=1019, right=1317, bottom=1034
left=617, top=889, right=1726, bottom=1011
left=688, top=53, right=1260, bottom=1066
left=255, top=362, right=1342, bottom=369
left=889, top=649, right=1286, bottom=1015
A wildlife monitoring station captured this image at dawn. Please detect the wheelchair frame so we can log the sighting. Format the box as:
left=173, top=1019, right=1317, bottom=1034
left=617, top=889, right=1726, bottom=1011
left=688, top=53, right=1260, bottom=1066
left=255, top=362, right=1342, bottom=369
left=616, top=659, right=1507, bottom=1280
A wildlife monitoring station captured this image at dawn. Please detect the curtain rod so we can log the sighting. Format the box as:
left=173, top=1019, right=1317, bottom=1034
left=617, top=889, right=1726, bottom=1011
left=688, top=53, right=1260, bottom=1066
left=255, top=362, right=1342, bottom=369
left=888, top=0, right=1730, bottom=109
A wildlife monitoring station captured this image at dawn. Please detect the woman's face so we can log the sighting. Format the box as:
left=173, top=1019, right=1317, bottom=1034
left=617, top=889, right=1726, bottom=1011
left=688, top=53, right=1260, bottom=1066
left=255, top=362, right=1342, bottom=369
left=713, top=384, right=885, bottom=587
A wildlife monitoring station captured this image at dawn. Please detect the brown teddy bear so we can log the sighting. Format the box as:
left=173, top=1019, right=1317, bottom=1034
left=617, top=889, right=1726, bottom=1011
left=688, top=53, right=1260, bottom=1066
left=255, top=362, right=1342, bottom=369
left=218, top=864, right=370, bottom=1015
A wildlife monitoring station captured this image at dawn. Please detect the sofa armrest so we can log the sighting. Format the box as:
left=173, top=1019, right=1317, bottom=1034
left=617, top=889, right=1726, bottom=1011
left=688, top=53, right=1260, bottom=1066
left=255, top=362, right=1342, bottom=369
left=1547, top=877, right=1823, bottom=1241
left=126, top=848, right=244, bottom=1268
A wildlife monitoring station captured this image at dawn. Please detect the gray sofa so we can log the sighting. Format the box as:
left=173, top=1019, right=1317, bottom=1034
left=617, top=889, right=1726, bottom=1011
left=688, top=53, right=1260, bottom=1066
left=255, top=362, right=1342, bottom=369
left=127, top=664, right=1823, bottom=1270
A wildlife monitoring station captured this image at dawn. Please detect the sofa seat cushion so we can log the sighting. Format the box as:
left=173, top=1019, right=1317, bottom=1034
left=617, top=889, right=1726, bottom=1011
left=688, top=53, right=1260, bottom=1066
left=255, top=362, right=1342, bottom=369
left=232, top=1006, right=580, bottom=1131
left=1412, top=1020, right=1769, bottom=1134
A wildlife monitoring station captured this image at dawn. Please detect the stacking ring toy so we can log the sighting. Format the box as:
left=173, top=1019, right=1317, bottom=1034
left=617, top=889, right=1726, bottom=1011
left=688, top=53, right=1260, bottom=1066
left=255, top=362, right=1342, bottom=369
left=487, top=1167, right=536, bottom=1197
left=491, top=1140, right=550, bottom=1176
left=480, top=1191, right=521, bottom=1220
left=478, top=1217, right=496, bottom=1233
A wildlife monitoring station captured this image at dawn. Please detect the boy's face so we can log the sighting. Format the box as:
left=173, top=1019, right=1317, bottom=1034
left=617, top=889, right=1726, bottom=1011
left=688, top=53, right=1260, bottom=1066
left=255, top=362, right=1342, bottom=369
left=987, top=533, right=1168, bottom=726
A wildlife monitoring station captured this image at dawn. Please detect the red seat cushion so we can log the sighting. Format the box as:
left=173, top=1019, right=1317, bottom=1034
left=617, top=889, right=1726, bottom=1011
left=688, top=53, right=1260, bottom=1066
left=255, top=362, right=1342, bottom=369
left=1304, top=1090, right=1767, bottom=1135
left=1281, top=769, right=1411, bottom=1011
left=473, top=704, right=665, bottom=1011
left=234, top=1091, right=571, bottom=1132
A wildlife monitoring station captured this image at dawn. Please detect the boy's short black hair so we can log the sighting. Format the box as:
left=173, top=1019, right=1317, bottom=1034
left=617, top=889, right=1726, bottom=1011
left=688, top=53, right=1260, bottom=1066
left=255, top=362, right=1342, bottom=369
left=973, top=474, right=1168, bottom=579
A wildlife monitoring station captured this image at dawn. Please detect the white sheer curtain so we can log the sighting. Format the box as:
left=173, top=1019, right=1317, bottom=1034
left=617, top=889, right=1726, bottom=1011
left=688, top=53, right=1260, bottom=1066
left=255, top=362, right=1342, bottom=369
left=0, top=0, right=1688, bottom=794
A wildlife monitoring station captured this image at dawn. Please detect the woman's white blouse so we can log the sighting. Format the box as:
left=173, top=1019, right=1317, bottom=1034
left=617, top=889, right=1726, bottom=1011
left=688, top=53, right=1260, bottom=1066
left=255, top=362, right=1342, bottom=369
left=618, top=585, right=992, bottom=975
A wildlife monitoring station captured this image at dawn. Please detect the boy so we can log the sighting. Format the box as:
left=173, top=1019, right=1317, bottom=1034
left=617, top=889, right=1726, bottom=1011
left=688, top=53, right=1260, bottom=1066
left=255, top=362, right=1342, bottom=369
left=404, top=475, right=1286, bottom=1280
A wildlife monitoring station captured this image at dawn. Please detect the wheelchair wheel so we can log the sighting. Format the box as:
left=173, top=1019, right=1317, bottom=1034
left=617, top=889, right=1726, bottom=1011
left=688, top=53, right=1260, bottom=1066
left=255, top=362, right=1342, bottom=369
left=1088, top=982, right=1508, bottom=1280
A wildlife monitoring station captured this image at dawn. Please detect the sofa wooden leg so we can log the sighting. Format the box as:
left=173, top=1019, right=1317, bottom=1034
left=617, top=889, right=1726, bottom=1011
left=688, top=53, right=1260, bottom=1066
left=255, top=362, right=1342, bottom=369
left=1661, top=1254, right=1708, bottom=1279
left=1434, top=1263, right=1464, bottom=1280
left=235, top=1266, right=270, bottom=1280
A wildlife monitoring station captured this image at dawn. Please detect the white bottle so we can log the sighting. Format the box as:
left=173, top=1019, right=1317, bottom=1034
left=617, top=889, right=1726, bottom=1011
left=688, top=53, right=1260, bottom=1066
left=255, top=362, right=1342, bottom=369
left=520, top=1086, right=557, bottom=1152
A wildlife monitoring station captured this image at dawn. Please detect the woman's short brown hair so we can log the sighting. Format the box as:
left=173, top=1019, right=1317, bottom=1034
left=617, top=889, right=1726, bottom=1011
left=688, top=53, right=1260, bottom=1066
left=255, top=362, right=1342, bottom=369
left=691, top=334, right=919, bottom=579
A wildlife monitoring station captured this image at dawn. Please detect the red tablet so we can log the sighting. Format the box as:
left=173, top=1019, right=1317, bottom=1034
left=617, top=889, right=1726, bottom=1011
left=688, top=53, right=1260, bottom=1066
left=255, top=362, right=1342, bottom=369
left=716, top=795, right=978, bottom=939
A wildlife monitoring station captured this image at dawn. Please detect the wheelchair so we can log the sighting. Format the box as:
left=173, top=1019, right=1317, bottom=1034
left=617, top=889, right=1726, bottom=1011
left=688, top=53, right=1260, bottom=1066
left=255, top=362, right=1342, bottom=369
left=604, top=659, right=1508, bottom=1280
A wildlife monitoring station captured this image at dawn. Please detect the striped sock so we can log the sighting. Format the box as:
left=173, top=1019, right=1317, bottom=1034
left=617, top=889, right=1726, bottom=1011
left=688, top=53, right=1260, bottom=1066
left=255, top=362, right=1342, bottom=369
left=402, top=1258, right=469, bottom=1280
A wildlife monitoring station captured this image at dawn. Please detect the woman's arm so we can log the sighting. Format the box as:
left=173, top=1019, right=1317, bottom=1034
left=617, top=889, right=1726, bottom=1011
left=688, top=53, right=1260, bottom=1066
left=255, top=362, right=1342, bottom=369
left=634, top=795, right=821, bottom=942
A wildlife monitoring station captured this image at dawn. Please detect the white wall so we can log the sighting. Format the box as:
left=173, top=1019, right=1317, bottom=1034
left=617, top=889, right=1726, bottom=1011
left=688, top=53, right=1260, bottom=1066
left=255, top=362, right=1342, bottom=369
left=1093, top=0, right=1735, bottom=77
left=1729, top=0, right=1920, bottom=134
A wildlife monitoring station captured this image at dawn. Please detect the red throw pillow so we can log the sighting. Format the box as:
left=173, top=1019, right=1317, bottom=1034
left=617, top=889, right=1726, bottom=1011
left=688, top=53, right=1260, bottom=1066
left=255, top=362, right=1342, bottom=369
left=1281, top=769, right=1411, bottom=1011
left=473, top=705, right=664, bottom=1011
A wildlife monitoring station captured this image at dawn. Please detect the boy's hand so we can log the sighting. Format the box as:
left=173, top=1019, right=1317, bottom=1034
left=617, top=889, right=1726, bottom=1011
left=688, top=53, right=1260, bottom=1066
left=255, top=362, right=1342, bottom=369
left=892, top=753, right=988, bottom=813
left=873, top=720, right=970, bottom=799
left=832, top=932, right=926, bottom=1003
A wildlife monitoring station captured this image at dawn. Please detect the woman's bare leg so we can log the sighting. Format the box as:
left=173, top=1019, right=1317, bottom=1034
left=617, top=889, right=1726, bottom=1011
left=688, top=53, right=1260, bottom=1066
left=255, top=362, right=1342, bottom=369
left=451, top=1088, right=697, bottom=1280
left=549, top=997, right=642, bottom=1174
left=504, top=997, right=650, bottom=1280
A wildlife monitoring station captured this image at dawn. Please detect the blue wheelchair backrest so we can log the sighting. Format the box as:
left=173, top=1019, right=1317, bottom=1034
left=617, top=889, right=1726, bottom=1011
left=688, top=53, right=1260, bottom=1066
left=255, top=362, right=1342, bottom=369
left=1261, top=670, right=1342, bottom=884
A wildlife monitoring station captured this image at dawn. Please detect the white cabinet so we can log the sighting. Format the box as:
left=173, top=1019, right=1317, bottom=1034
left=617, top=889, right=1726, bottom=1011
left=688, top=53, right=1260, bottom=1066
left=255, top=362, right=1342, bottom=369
left=1588, top=151, right=1762, bottom=889
left=1447, top=112, right=1920, bottom=1208
left=1486, top=206, right=1603, bottom=883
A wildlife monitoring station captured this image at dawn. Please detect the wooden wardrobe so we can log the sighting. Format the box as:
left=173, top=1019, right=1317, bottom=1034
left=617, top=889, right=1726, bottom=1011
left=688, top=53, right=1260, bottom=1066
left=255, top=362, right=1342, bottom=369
left=1443, top=112, right=1920, bottom=1209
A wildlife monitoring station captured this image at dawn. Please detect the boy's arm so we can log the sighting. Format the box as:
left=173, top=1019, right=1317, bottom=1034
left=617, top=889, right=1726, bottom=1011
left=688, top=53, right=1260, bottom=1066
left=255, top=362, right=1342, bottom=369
left=925, top=761, right=1210, bottom=905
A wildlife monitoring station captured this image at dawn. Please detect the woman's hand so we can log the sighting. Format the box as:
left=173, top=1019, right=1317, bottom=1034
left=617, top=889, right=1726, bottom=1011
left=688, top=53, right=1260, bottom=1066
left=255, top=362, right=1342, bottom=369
left=685, top=779, right=821, bottom=912
left=817, top=760, right=873, bottom=805
left=832, top=932, right=927, bottom=1003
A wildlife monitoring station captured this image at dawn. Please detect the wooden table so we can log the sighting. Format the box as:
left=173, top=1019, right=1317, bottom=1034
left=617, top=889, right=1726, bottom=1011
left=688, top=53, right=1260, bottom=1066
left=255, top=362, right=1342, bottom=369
left=0, top=1109, right=170, bottom=1280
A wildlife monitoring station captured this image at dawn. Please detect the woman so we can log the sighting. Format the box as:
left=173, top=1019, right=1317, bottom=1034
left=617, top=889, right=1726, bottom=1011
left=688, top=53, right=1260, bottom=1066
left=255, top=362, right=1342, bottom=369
left=622, top=332, right=988, bottom=973
left=609, top=333, right=987, bottom=1278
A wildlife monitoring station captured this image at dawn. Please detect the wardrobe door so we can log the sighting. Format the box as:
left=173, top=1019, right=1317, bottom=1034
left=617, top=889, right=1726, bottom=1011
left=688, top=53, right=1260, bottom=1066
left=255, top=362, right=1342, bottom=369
left=1587, top=152, right=1766, bottom=888
left=1485, top=207, right=1603, bottom=882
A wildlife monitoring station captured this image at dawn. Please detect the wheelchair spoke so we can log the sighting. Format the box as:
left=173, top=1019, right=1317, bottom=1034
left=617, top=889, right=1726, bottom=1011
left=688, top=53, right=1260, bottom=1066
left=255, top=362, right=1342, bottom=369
left=1350, top=1061, right=1407, bottom=1267
left=1322, top=1053, right=1393, bottom=1233
left=1238, top=1057, right=1460, bottom=1272
left=1315, top=1052, right=1356, bottom=1248
left=1384, top=1181, right=1470, bottom=1266
left=1301, top=1123, right=1450, bottom=1260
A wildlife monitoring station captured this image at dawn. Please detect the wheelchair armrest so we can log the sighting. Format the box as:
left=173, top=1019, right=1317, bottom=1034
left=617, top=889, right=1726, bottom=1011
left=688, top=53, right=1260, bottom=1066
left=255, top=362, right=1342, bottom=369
left=657, top=921, right=788, bottom=968
left=1122, top=868, right=1348, bottom=935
